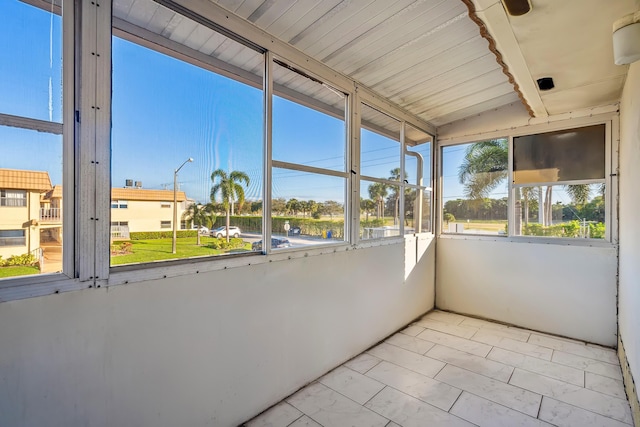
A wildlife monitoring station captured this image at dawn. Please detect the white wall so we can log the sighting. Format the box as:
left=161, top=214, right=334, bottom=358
left=619, top=61, right=640, bottom=391
left=436, top=102, right=620, bottom=347
left=436, top=238, right=618, bottom=346
left=0, top=237, right=435, bottom=427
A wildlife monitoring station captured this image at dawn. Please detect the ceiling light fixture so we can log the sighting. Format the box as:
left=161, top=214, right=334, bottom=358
left=502, top=0, right=532, bottom=16
left=613, top=11, right=640, bottom=65
left=537, top=77, right=555, bottom=91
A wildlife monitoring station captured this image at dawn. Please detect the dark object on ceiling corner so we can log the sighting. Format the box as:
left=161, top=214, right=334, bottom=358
left=537, top=77, right=555, bottom=91
left=502, top=0, right=532, bottom=16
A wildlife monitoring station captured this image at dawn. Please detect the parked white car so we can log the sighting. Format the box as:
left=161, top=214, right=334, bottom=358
left=191, top=225, right=209, bottom=235
left=211, top=226, right=241, bottom=238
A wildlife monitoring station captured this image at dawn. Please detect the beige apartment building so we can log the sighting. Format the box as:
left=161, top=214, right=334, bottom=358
left=110, top=187, right=190, bottom=238
left=0, top=169, right=54, bottom=260
left=0, top=168, right=191, bottom=262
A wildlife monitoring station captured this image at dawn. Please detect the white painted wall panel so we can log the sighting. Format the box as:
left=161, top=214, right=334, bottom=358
left=0, top=239, right=435, bottom=427
left=436, top=238, right=617, bottom=346
left=618, top=61, right=640, bottom=389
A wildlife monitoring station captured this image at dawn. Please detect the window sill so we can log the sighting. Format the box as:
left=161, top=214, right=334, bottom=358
left=438, top=233, right=616, bottom=248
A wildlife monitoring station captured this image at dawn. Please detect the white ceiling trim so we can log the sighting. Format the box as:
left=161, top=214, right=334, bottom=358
left=469, top=0, right=547, bottom=118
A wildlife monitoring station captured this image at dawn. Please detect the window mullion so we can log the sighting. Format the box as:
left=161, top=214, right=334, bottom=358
left=263, top=51, right=273, bottom=254
left=399, top=121, right=405, bottom=235
left=350, top=88, right=361, bottom=244
left=76, top=0, right=99, bottom=283
left=94, top=0, right=112, bottom=285
left=508, top=135, right=515, bottom=236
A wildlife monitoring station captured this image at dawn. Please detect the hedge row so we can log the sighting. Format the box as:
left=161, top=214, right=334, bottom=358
left=129, top=230, right=198, bottom=240
left=523, top=220, right=605, bottom=239
left=212, top=216, right=346, bottom=238
left=0, top=253, right=38, bottom=267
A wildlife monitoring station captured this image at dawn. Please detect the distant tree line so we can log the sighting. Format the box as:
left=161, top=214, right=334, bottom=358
left=444, top=196, right=605, bottom=223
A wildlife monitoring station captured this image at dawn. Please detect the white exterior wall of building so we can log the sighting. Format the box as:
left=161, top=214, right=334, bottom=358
left=0, top=190, right=41, bottom=259
left=110, top=200, right=188, bottom=233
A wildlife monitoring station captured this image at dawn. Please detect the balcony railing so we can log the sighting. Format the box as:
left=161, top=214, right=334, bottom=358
left=40, top=208, right=62, bottom=222
left=111, top=225, right=130, bottom=240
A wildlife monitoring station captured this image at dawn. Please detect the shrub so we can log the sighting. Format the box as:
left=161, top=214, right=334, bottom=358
left=523, top=220, right=604, bottom=238
left=206, top=237, right=245, bottom=250
left=2, top=253, right=38, bottom=267
left=129, top=230, right=197, bottom=240
left=111, top=241, right=133, bottom=255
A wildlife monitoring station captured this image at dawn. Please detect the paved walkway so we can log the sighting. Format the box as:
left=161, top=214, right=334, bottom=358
left=41, top=243, right=62, bottom=274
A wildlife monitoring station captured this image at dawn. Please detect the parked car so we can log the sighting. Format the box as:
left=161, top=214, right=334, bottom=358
left=252, top=237, right=291, bottom=251
left=191, top=225, right=209, bottom=235
left=211, top=226, right=241, bottom=238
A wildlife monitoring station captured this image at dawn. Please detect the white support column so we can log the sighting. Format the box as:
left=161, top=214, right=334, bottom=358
left=350, top=88, right=361, bottom=244
left=62, top=0, right=75, bottom=276
left=94, top=0, right=112, bottom=285
left=262, top=51, right=273, bottom=254
left=77, top=0, right=98, bottom=283
left=399, top=122, right=406, bottom=235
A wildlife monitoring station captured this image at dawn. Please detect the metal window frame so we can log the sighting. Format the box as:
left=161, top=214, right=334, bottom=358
left=0, top=0, right=92, bottom=302
left=437, top=115, right=617, bottom=244
left=268, top=55, right=352, bottom=249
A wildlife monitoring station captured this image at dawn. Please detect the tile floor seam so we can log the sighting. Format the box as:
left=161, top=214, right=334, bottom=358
left=318, top=374, right=385, bottom=407
left=422, top=326, right=479, bottom=341
left=361, top=360, right=383, bottom=375
left=469, top=336, right=553, bottom=361
left=435, top=365, right=544, bottom=418
left=539, top=396, right=634, bottom=426
left=456, top=390, right=543, bottom=425
left=496, top=361, right=586, bottom=388
left=362, top=357, right=442, bottom=382
left=285, top=413, right=307, bottom=427
left=446, top=387, right=466, bottom=414
left=432, top=360, right=449, bottom=379
left=360, top=385, right=394, bottom=421
left=508, top=369, right=634, bottom=425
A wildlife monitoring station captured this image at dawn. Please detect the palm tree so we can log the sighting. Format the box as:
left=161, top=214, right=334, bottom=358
left=565, top=184, right=591, bottom=206
left=458, top=139, right=594, bottom=233
left=360, top=198, right=376, bottom=222
left=183, top=203, right=215, bottom=246
left=368, top=182, right=388, bottom=220
left=210, top=169, right=250, bottom=242
left=457, top=139, right=517, bottom=232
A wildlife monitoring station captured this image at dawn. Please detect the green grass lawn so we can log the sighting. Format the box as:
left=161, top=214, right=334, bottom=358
left=0, top=266, right=40, bottom=278
left=111, top=237, right=252, bottom=266
left=449, top=220, right=507, bottom=232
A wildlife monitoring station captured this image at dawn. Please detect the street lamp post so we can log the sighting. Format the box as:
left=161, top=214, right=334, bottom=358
left=173, top=157, right=193, bottom=254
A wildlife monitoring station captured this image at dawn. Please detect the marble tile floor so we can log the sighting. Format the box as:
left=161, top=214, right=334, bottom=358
left=244, top=310, right=633, bottom=427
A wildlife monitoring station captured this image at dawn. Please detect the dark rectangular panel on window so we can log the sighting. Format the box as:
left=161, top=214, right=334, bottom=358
left=513, top=125, right=605, bottom=184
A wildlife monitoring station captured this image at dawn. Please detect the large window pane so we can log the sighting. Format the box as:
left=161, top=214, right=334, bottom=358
left=360, top=180, right=401, bottom=239
left=360, top=104, right=400, bottom=180
left=272, top=168, right=346, bottom=248
left=0, top=0, right=62, bottom=123
left=272, top=62, right=346, bottom=171
left=111, top=1, right=264, bottom=266
left=516, top=183, right=605, bottom=239
left=442, top=139, right=508, bottom=235
left=271, top=59, right=348, bottom=250
left=0, top=0, right=64, bottom=280
left=405, top=124, right=432, bottom=233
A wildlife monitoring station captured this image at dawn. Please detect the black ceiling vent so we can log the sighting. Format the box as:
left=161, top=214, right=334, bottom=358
left=537, top=77, right=555, bottom=91
left=502, top=0, right=531, bottom=16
